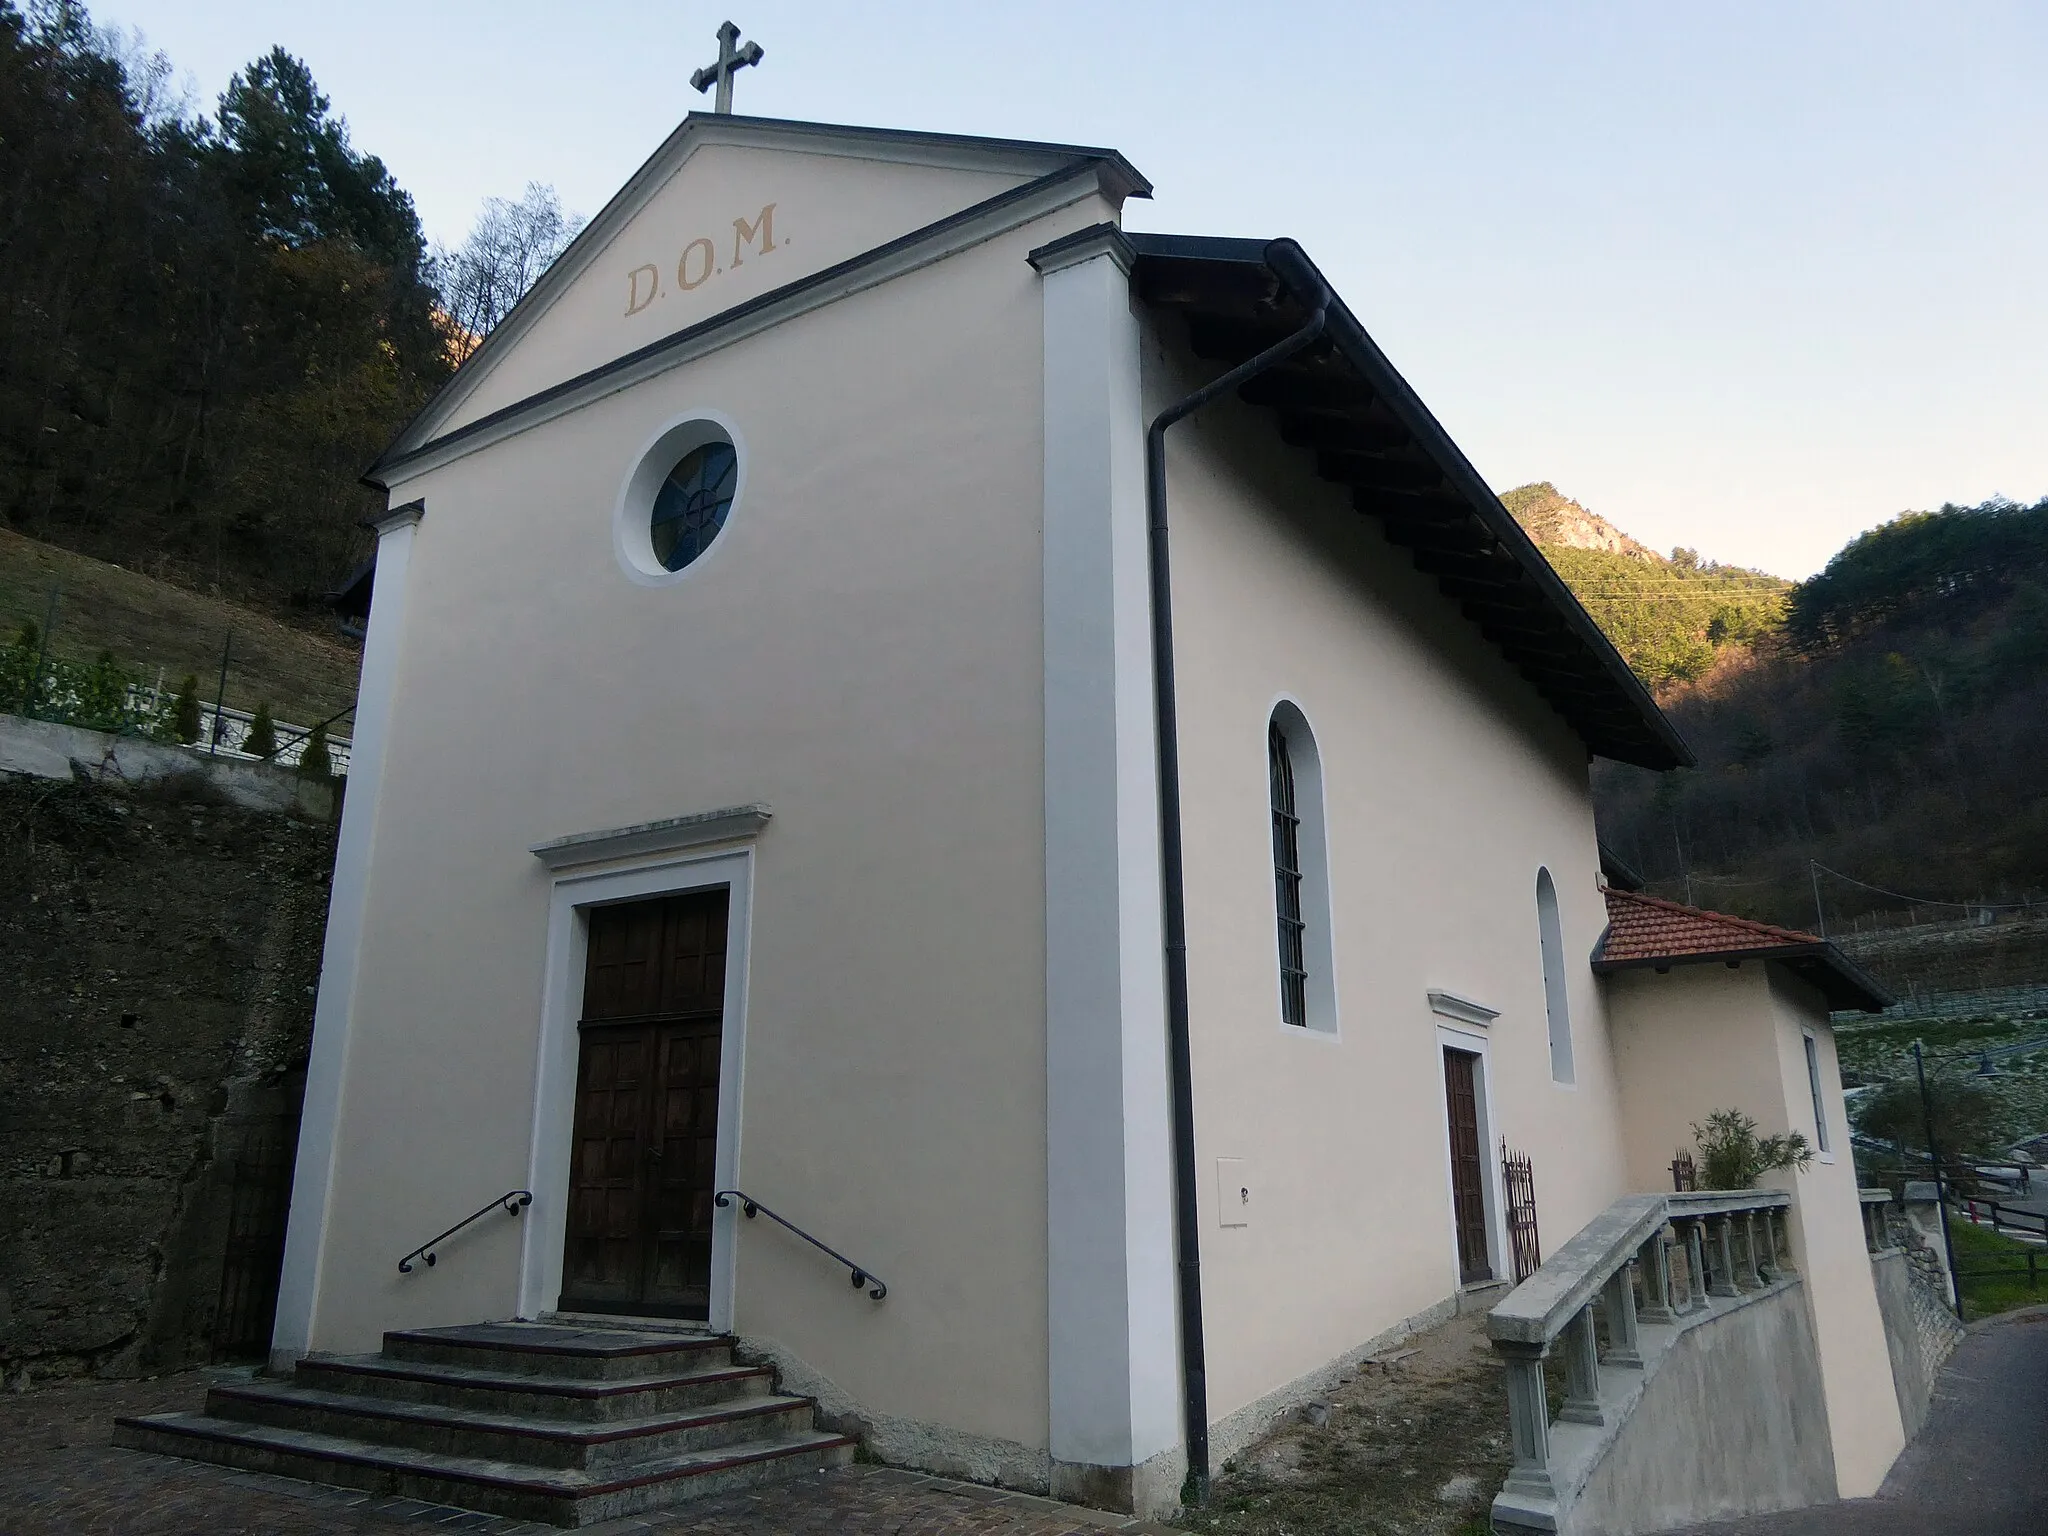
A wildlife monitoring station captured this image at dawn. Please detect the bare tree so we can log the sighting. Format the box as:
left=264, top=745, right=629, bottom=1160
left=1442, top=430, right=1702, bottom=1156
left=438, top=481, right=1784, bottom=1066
left=434, top=183, right=584, bottom=363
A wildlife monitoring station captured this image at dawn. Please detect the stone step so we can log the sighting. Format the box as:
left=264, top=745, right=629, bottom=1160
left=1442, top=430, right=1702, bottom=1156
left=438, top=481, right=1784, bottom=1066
left=112, top=1411, right=857, bottom=1527
left=296, top=1354, right=773, bottom=1423
left=543, top=1311, right=716, bottom=1336
left=380, top=1323, right=732, bottom=1382
left=206, top=1380, right=815, bottom=1471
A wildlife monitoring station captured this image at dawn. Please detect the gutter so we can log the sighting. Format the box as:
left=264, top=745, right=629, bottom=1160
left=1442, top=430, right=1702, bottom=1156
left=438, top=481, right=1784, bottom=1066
left=1145, top=238, right=1332, bottom=1499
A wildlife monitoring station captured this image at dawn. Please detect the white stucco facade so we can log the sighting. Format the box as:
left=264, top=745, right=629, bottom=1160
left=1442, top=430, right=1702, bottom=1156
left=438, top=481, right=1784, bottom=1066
left=1608, top=963, right=1907, bottom=1496
left=272, top=112, right=1914, bottom=1519
left=1144, top=321, right=1637, bottom=1450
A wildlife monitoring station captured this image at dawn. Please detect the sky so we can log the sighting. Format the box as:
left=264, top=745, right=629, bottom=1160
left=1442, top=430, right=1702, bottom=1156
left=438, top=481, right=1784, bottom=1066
left=94, top=1, right=2048, bottom=579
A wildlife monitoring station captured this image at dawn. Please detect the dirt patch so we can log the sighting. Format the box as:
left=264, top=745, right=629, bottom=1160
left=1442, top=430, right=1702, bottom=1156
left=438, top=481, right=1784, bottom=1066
left=1192, top=1309, right=1512, bottom=1536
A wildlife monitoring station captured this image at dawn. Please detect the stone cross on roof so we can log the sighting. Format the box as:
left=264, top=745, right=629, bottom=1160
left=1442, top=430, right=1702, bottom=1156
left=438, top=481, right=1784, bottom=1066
left=691, top=20, right=765, bottom=115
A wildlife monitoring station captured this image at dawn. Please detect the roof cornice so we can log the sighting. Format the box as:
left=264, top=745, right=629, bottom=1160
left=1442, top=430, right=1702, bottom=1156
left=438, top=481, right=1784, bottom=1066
left=1123, top=232, right=1693, bottom=770
left=1028, top=222, right=1135, bottom=277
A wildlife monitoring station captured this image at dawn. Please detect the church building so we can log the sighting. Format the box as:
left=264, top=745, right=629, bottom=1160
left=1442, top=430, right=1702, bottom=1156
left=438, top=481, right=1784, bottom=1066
left=114, top=92, right=1925, bottom=1529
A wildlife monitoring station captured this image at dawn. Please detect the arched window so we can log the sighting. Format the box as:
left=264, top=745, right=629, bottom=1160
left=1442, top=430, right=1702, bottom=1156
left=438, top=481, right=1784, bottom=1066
left=1536, top=867, right=1573, bottom=1083
left=1268, top=704, right=1337, bottom=1033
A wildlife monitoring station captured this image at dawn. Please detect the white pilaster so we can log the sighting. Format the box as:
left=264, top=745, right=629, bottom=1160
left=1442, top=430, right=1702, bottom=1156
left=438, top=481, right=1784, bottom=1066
left=1036, top=230, right=1182, bottom=1493
left=270, top=500, right=424, bottom=1369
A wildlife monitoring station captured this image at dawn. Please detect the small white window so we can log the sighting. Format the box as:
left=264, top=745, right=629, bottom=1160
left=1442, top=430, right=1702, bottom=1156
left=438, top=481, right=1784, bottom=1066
left=1804, top=1030, right=1831, bottom=1153
left=1535, top=868, right=1573, bottom=1084
left=1268, top=703, right=1336, bottom=1033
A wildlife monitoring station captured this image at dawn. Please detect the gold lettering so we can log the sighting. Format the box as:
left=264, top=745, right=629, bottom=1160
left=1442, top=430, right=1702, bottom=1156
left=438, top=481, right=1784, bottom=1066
left=677, top=237, right=716, bottom=291
left=625, top=263, right=661, bottom=316
left=731, top=203, right=777, bottom=268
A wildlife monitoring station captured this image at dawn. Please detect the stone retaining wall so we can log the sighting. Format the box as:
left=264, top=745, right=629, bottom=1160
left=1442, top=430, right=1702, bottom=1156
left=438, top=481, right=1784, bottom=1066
left=0, top=773, right=332, bottom=1381
left=0, top=713, right=336, bottom=818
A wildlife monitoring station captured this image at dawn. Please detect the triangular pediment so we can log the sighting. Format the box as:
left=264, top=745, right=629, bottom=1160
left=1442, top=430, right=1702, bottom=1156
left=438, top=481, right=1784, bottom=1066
left=395, top=115, right=1147, bottom=455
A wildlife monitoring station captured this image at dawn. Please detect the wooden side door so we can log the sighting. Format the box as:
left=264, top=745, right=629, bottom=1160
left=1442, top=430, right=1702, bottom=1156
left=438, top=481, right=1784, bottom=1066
left=561, top=888, right=728, bottom=1319
left=1443, top=1046, right=1494, bottom=1285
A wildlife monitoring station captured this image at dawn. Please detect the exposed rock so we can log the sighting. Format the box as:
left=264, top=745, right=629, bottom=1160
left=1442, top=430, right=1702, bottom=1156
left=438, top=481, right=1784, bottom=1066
left=1500, top=481, right=1662, bottom=561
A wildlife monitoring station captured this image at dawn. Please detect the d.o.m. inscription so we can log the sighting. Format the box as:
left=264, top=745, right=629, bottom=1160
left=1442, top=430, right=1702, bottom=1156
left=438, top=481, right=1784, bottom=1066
left=626, top=202, right=781, bottom=317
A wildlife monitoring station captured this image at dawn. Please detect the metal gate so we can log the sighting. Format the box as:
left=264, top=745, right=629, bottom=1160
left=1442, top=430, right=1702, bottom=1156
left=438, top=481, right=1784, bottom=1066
left=1503, top=1142, right=1541, bottom=1284
left=1670, top=1151, right=1698, bottom=1192
left=211, top=1125, right=296, bottom=1360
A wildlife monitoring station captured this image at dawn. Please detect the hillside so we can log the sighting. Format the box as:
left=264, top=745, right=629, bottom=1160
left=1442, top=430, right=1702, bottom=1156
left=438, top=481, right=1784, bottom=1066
left=0, top=9, right=448, bottom=611
left=0, top=527, right=359, bottom=723
left=1590, top=496, right=2048, bottom=931
left=1502, top=482, right=1791, bottom=687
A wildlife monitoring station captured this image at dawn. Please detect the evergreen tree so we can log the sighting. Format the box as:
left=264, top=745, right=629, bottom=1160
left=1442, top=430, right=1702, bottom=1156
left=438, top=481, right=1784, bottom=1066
left=245, top=699, right=277, bottom=757
left=170, top=674, right=201, bottom=743
left=297, top=719, right=331, bottom=779
left=0, top=5, right=452, bottom=603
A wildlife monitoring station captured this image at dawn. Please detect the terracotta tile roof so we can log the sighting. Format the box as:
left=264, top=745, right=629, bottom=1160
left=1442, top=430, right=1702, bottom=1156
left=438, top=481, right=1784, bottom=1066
left=1593, top=886, right=1892, bottom=1013
left=1597, top=887, right=1822, bottom=965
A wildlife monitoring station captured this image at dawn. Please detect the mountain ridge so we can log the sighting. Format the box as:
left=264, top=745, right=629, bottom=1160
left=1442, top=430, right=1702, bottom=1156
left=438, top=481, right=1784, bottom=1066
left=1498, top=481, right=1791, bottom=689
left=1501, top=481, right=1662, bottom=562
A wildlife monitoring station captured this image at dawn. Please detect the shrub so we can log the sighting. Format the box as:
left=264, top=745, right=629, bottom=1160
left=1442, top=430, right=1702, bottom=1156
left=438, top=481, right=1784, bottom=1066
left=1692, top=1108, right=1813, bottom=1190
left=170, top=675, right=201, bottom=744
left=2, top=625, right=39, bottom=711
left=298, top=720, right=332, bottom=780
left=245, top=700, right=277, bottom=758
left=70, top=650, right=136, bottom=731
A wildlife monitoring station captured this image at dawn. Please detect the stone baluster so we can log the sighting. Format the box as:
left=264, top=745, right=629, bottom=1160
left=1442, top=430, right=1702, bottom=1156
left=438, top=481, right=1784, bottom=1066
left=1709, top=1216, right=1739, bottom=1297
left=1764, top=1207, right=1787, bottom=1276
left=1739, top=1212, right=1763, bottom=1288
left=1601, top=1261, right=1643, bottom=1366
left=1559, top=1304, right=1604, bottom=1425
left=1638, top=1227, right=1676, bottom=1324
left=1496, top=1342, right=1556, bottom=1500
left=1685, top=1218, right=1709, bottom=1309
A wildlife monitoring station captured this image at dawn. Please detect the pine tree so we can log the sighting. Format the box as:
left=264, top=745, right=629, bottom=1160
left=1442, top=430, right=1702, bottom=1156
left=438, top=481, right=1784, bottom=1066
left=245, top=700, right=277, bottom=758
left=298, top=720, right=332, bottom=779
left=171, top=675, right=202, bottom=743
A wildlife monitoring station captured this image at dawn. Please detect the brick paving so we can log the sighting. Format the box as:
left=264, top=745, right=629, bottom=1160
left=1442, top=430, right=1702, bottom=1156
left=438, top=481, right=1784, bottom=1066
left=0, top=1368, right=1183, bottom=1535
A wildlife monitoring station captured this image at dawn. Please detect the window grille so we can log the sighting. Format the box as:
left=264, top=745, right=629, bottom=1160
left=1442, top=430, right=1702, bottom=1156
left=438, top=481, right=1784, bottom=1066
left=1269, top=721, right=1308, bottom=1028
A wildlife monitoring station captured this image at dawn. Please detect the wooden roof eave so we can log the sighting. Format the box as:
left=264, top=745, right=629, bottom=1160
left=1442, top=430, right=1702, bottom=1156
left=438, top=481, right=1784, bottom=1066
left=1592, top=942, right=1893, bottom=1014
left=1127, top=233, right=1693, bottom=772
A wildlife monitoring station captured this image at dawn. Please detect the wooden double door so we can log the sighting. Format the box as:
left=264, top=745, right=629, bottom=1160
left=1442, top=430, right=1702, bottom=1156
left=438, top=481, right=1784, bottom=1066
left=560, top=889, right=728, bottom=1319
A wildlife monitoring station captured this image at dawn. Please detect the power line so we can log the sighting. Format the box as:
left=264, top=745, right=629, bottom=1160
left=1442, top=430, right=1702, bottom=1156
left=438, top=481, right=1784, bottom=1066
left=1810, top=860, right=2036, bottom=912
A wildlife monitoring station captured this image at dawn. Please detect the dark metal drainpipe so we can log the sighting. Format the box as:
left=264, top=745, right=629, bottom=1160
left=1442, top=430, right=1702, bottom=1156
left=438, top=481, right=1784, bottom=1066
left=1145, top=238, right=1330, bottom=1500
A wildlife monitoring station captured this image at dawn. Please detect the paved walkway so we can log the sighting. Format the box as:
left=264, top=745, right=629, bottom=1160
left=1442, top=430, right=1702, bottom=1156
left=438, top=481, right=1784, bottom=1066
left=1668, top=1306, right=2048, bottom=1536
left=0, top=1370, right=1181, bottom=1536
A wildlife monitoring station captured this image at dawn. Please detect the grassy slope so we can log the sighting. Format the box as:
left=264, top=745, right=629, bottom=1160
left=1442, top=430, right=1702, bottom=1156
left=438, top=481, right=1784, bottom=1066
left=0, top=528, right=359, bottom=726
left=1948, top=1217, right=2046, bottom=1320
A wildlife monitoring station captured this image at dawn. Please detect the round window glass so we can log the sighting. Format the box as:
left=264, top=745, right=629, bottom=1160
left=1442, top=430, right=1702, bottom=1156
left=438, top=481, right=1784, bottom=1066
left=649, top=440, right=739, bottom=572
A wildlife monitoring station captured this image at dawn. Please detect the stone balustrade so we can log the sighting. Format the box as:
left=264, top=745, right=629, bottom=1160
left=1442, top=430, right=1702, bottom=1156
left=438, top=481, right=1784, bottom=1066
left=1488, top=1188, right=1796, bottom=1531
left=1859, top=1187, right=1898, bottom=1254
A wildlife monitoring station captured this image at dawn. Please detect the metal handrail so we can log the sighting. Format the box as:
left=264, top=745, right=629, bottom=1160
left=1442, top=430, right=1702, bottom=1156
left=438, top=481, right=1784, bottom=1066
left=714, top=1189, right=887, bottom=1299
left=398, top=1190, right=532, bottom=1273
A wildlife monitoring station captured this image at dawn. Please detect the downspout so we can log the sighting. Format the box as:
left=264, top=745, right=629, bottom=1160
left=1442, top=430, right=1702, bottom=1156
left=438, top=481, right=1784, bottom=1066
left=1145, top=238, right=1331, bottom=1499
